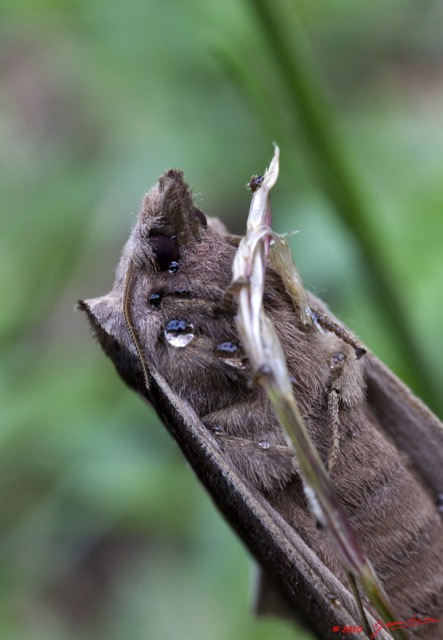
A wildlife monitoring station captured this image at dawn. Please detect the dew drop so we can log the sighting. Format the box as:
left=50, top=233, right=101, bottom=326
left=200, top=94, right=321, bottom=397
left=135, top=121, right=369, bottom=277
left=248, top=174, right=264, bottom=193
left=149, top=293, right=162, bottom=308
left=168, top=261, right=179, bottom=273
left=164, top=319, right=195, bottom=348
left=330, top=352, right=345, bottom=372
left=216, top=341, right=239, bottom=354
left=210, top=425, right=224, bottom=435
left=258, top=439, right=270, bottom=449
left=214, top=340, right=245, bottom=369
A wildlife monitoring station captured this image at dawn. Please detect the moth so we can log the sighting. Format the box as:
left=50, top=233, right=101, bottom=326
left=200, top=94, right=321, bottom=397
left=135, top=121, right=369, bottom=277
left=80, top=163, right=443, bottom=640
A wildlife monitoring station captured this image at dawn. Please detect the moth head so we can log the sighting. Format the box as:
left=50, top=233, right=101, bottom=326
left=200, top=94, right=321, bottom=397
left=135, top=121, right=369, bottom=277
left=133, top=169, right=208, bottom=272
left=79, top=169, right=237, bottom=396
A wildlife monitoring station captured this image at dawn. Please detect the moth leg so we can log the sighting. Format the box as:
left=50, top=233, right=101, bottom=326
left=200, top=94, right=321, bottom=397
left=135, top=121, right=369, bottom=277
left=327, top=387, right=341, bottom=473
left=202, top=403, right=298, bottom=493
left=326, top=352, right=347, bottom=473
left=214, top=277, right=247, bottom=314
left=311, top=309, right=366, bottom=359
left=210, top=431, right=297, bottom=493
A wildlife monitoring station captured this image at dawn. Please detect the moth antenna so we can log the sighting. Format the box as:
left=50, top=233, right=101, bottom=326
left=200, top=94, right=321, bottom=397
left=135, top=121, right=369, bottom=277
left=310, top=309, right=366, bottom=359
left=123, top=260, right=151, bottom=391
left=326, top=387, right=341, bottom=473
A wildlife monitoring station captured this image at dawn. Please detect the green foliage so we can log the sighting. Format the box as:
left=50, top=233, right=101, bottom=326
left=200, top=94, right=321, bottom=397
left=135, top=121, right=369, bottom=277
left=1, top=1, right=442, bottom=638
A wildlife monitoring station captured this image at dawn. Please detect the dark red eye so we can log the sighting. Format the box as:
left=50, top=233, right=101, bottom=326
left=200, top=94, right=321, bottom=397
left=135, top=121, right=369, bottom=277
left=149, top=234, right=179, bottom=271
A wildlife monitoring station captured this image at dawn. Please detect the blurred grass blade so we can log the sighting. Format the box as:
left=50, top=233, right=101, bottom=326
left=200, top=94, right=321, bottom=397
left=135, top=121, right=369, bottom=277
left=228, top=0, right=440, bottom=412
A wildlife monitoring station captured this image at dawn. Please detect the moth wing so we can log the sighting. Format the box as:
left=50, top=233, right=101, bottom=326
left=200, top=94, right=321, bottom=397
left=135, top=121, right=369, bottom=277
left=142, top=363, right=393, bottom=640
left=306, top=291, right=443, bottom=498
left=365, top=352, right=443, bottom=497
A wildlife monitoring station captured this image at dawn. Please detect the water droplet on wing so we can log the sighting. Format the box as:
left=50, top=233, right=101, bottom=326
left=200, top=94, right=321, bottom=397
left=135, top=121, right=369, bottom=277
left=149, top=293, right=162, bottom=308
left=214, top=340, right=246, bottom=369
left=168, top=261, right=179, bottom=273
left=164, top=319, right=195, bottom=347
left=210, top=425, right=224, bottom=435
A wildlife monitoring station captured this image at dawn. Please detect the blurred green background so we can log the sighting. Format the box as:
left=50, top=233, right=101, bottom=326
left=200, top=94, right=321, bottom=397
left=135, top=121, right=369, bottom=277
left=1, top=1, right=443, bottom=639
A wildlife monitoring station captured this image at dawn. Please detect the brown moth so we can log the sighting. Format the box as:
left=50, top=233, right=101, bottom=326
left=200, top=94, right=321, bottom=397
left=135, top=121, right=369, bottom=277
left=80, top=168, right=443, bottom=640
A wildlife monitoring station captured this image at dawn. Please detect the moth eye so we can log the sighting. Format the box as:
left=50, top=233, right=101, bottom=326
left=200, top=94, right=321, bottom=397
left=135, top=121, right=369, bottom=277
left=164, top=318, right=195, bottom=348
left=149, top=293, right=162, bottom=308
left=437, top=493, right=443, bottom=513
left=193, top=208, right=207, bottom=229
left=149, top=234, right=179, bottom=271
